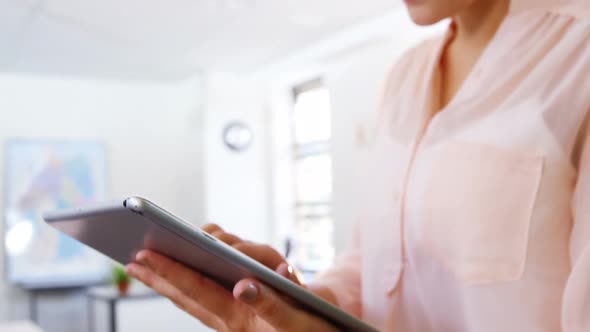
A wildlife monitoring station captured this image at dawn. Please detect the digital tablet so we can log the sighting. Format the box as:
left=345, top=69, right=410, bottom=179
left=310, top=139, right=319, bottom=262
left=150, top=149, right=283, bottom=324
left=43, top=196, right=378, bottom=332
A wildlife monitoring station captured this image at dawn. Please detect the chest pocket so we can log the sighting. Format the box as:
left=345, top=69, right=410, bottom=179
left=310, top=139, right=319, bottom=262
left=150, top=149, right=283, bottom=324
left=423, top=141, right=543, bottom=285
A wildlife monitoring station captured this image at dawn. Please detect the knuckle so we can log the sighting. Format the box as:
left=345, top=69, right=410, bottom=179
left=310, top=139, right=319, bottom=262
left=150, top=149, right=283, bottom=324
left=202, top=223, right=222, bottom=233
left=218, top=235, right=231, bottom=244
left=218, top=232, right=240, bottom=244
left=211, top=230, right=225, bottom=238
left=233, top=242, right=246, bottom=250
left=262, top=245, right=280, bottom=257
left=233, top=242, right=251, bottom=254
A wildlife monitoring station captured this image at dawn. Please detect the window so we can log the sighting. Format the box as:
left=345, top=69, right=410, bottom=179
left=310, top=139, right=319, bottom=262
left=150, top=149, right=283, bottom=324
left=290, top=80, right=334, bottom=273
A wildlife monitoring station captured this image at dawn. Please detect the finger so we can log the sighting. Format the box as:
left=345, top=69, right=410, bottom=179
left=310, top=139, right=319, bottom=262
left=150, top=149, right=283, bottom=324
left=233, top=242, right=285, bottom=269
left=202, top=223, right=223, bottom=234
left=210, top=230, right=242, bottom=246
left=126, top=263, right=223, bottom=330
left=274, top=263, right=305, bottom=307
left=276, top=262, right=303, bottom=286
left=233, top=279, right=338, bottom=332
left=135, top=250, right=247, bottom=329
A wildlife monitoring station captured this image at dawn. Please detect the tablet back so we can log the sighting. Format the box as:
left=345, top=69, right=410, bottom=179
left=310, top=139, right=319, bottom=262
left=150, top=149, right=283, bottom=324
left=43, top=200, right=248, bottom=289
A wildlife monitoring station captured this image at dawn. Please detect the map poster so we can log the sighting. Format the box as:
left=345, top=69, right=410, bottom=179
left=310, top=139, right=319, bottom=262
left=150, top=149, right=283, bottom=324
left=4, top=140, right=110, bottom=289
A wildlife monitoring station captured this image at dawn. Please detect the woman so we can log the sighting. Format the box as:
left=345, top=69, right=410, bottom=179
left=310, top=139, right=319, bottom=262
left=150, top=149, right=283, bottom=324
left=126, top=0, right=590, bottom=330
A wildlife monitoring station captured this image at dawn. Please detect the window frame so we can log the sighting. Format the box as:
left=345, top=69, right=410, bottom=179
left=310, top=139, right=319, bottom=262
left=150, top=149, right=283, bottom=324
left=290, top=79, right=335, bottom=273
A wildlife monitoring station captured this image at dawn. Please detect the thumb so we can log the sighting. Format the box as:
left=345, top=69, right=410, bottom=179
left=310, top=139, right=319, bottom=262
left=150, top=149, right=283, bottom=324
left=233, top=279, right=304, bottom=331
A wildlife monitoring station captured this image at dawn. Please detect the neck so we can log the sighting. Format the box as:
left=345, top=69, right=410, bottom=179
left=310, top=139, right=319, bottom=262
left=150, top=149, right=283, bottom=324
left=453, top=0, right=510, bottom=48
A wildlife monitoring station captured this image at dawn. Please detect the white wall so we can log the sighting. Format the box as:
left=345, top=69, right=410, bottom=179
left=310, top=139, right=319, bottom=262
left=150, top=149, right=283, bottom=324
left=0, top=74, right=204, bottom=330
left=202, top=73, right=272, bottom=244
left=326, top=42, right=402, bottom=253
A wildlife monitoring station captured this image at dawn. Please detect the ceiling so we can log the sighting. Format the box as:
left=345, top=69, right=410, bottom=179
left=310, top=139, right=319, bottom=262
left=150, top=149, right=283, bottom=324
left=0, top=0, right=403, bottom=81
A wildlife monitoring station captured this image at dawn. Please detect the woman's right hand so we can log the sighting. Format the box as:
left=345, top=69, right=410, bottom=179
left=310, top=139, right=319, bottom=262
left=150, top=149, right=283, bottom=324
left=201, top=224, right=303, bottom=286
left=125, top=224, right=339, bottom=332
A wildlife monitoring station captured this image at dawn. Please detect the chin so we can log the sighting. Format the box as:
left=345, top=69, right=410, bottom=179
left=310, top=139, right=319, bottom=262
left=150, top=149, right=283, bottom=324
left=405, top=6, right=448, bottom=26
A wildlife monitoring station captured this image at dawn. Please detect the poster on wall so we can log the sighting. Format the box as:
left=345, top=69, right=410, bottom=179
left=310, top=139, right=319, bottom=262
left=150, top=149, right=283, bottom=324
left=3, top=140, right=111, bottom=289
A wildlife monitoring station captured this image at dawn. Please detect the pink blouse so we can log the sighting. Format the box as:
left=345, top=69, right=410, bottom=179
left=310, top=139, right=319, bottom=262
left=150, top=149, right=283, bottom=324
left=314, top=0, right=590, bottom=331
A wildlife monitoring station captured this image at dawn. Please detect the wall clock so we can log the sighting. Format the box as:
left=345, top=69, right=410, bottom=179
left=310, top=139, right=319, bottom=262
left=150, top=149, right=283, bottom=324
left=222, top=121, right=254, bottom=152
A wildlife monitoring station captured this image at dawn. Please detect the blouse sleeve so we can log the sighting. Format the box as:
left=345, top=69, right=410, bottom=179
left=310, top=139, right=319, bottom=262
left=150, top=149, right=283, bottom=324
left=562, top=127, right=590, bottom=331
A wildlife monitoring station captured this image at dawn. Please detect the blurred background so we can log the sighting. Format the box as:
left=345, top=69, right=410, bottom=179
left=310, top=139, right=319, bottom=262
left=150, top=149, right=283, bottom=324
left=0, top=0, right=443, bottom=331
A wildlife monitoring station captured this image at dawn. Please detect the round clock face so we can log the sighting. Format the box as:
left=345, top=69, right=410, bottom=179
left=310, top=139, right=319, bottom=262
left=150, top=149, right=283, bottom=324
left=223, top=121, right=254, bottom=152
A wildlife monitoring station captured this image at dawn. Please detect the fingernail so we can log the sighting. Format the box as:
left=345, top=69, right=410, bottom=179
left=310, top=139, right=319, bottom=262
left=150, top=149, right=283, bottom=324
left=239, top=283, right=259, bottom=303
left=277, top=263, right=292, bottom=278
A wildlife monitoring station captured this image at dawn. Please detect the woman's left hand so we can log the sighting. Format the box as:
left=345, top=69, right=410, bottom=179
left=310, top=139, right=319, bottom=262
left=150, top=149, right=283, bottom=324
left=125, top=227, right=339, bottom=331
